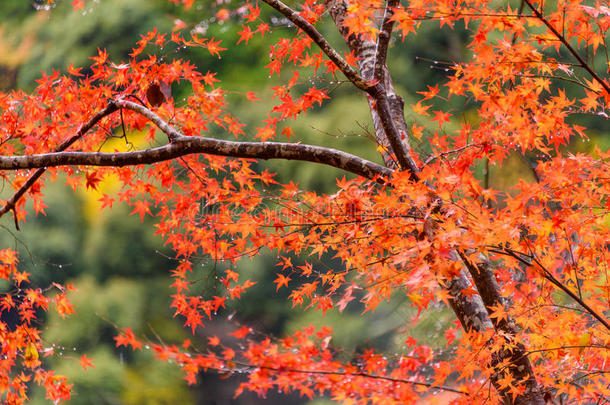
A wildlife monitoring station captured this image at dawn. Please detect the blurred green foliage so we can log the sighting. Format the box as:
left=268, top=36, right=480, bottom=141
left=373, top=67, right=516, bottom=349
left=30, top=276, right=192, bottom=405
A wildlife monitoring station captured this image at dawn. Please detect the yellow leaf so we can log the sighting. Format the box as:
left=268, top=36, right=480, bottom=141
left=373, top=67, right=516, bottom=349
left=577, top=333, right=591, bottom=356
left=24, top=342, right=38, bottom=362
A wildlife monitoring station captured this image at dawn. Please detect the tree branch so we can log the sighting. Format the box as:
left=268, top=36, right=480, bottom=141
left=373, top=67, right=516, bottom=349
left=523, top=0, right=610, bottom=95
left=0, top=102, right=119, bottom=221
left=114, top=100, right=391, bottom=179
left=372, top=86, right=420, bottom=177
left=115, top=100, right=181, bottom=141
left=0, top=137, right=391, bottom=181
left=491, top=247, right=610, bottom=332
left=458, top=251, right=545, bottom=404
left=263, top=0, right=418, bottom=175
left=442, top=270, right=494, bottom=332
left=228, top=361, right=470, bottom=395
left=324, top=0, right=418, bottom=175
left=374, top=0, right=398, bottom=81
left=260, top=0, right=371, bottom=92
left=0, top=97, right=390, bottom=230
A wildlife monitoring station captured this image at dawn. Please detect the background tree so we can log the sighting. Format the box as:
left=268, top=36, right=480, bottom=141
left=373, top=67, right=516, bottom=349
left=0, top=0, right=608, bottom=404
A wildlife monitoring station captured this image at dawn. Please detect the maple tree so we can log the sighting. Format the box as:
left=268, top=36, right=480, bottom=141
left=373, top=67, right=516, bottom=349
left=0, top=0, right=609, bottom=403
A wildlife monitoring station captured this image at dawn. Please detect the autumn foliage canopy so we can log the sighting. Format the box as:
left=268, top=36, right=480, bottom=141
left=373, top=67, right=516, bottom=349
left=0, top=0, right=609, bottom=403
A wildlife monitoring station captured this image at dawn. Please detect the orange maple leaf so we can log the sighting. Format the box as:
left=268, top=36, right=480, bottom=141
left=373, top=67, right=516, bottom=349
left=79, top=354, right=95, bottom=371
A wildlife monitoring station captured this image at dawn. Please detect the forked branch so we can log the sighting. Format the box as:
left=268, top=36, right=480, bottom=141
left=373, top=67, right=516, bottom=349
left=0, top=100, right=391, bottom=182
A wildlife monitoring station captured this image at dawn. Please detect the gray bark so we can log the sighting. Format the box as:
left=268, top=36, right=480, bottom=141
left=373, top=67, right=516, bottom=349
left=323, top=1, right=546, bottom=402
left=0, top=135, right=390, bottom=181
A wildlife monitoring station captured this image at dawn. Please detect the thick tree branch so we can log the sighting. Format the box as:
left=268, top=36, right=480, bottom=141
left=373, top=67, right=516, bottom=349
left=443, top=270, right=494, bottom=332
left=372, top=87, right=420, bottom=177
left=322, top=4, right=544, bottom=401
left=0, top=89, right=393, bottom=231
left=325, top=0, right=418, bottom=175
left=0, top=137, right=391, bottom=181
left=114, top=100, right=391, bottom=179
left=262, top=0, right=418, bottom=178
left=459, top=252, right=545, bottom=404
left=115, top=100, right=391, bottom=179
left=0, top=97, right=389, bottom=229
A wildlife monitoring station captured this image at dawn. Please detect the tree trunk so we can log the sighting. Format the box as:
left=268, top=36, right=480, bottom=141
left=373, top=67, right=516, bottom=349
left=326, top=2, right=546, bottom=403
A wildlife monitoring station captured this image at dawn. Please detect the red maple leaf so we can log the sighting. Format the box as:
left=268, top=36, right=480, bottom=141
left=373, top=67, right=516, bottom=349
left=114, top=328, right=142, bottom=350
left=79, top=354, right=95, bottom=371
left=85, top=171, right=103, bottom=190
left=231, top=326, right=251, bottom=339
left=274, top=273, right=291, bottom=291
left=237, top=26, right=253, bottom=45
left=431, top=110, right=451, bottom=128
left=130, top=200, right=152, bottom=222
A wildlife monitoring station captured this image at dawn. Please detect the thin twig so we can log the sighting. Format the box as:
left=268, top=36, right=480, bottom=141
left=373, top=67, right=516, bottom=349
left=490, top=246, right=610, bottom=332
left=226, top=360, right=470, bottom=395
left=260, top=0, right=371, bottom=91
left=523, top=0, right=610, bottom=95
left=0, top=101, right=119, bottom=222
left=423, top=143, right=479, bottom=166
